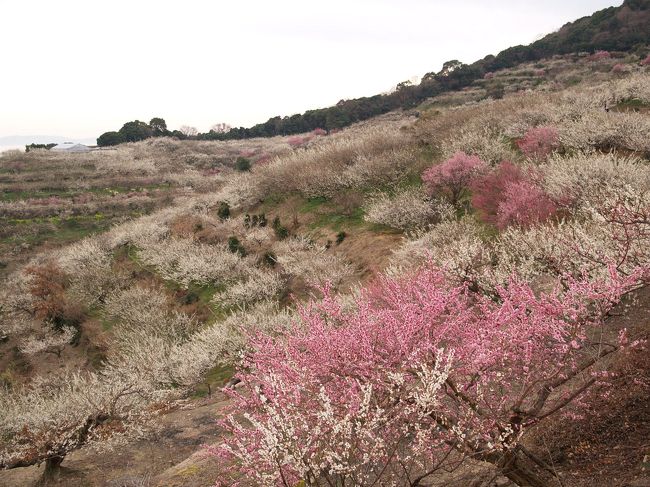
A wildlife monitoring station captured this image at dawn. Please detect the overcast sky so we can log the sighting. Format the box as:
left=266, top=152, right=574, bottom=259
left=0, top=0, right=620, bottom=140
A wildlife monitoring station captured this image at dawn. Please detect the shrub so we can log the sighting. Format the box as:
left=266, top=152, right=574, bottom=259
left=261, top=251, right=277, bottom=267
left=589, top=50, right=611, bottom=61
left=273, top=237, right=353, bottom=287
left=611, top=63, right=627, bottom=74
left=496, top=180, right=557, bottom=229
left=440, top=127, right=516, bottom=165
left=272, top=216, right=289, bottom=240
left=212, top=269, right=284, bottom=308
left=641, top=54, right=650, bottom=66
left=312, top=128, right=327, bottom=136
left=516, top=126, right=560, bottom=161
left=485, top=82, right=505, bottom=100
left=422, top=152, right=487, bottom=205
left=227, top=236, right=246, bottom=256
left=471, top=161, right=523, bottom=225
left=235, top=157, right=251, bottom=172
left=217, top=201, right=230, bottom=220
left=287, top=135, right=313, bottom=148
left=364, top=187, right=454, bottom=230
left=484, top=72, right=495, bottom=79
left=335, top=232, right=346, bottom=245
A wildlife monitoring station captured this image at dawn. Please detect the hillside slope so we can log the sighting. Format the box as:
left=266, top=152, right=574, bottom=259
left=1, top=54, right=650, bottom=486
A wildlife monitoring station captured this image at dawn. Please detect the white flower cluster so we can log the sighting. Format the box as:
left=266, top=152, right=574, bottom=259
left=273, top=237, right=355, bottom=287
left=137, top=238, right=242, bottom=288
left=19, top=325, right=76, bottom=358
left=213, top=269, right=285, bottom=308
left=364, top=187, right=454, bottom=230
left=224, top=352, right=453, bottom=486
left=56, top=237, right=120, bottom=306
left=440, top=126, right=517, bottom=164
left=389, top=219, right=491, bottom=284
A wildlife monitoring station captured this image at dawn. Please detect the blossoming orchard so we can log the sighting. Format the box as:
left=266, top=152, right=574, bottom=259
left=0, top=43, right=649, bottom=487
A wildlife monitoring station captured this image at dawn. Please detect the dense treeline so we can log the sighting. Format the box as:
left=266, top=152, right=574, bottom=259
left=25, top=143, right=57, bottom=152
left=97, top=0, right=650, bottom=146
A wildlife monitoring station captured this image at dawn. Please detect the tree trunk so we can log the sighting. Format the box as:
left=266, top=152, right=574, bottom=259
left=499, top=452, right=547, bottom=487
left=41, top=455, right=64, bottom=482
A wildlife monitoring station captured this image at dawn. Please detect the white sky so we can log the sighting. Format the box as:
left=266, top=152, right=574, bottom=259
left=0, top=0, right=620, bottom=139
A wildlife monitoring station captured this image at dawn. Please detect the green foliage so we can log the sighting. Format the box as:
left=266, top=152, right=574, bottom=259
left=149, top=117, right=169, bottom=136
left=192, top=364, right=234, bottom=398
left=336, top=231, right=347, bottom=245
left=235, top=157, right=251, bottom=172
left=118, top=120, right=153, bottom=143
left=25, top=143, right=56, bottom=152
left=261, top=251, right=277, bottom=267
left=217, top=201, right=231, bottom=220
left=309, top=207, right=365, bottom=232
left=97, top=117, right=172, bottom=145
left=227, top=236, right=246, bottom=256
left=244, top=213, right=267, bottom=228
left=96, top=131, right=122, bottom=147
left=179, top=289, right=200, bottom=305
left=272, top=216, right=289, bottom=240
left=299, top=196, right=329, bottom=213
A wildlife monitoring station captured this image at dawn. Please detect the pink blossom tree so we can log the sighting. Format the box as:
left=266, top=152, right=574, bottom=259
left=471, top=161, right=523, bottom=225
left=496, top=180, right=557, bottom=229
left=288, top=135, right=313, bottom=148
left=516, top=126, right=560, bottom=161
left=212, top=263, right=645, bottom=487
left=255, top=153, right=273, bottom=165
left=422, top=151, right=487, bottom=205
left=589, top=50, right=611, bottom=61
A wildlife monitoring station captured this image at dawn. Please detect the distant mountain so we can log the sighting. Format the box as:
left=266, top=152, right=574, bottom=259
left=0, top=135, right=95, bottom=146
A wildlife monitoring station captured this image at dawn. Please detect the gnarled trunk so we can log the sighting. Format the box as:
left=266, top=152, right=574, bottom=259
left=40, top=455, right=64, bottom=483
left=498, top=452, right=547, bottom=487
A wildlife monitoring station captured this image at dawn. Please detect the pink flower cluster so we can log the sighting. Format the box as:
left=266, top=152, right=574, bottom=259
left=213, top=261, right=643, bottom=486
left=516, top=126, right=560, bottom=161
left=422, top=151, right=487, bottom=204
left=254, top=153, right=272, bottom=165
left=471, top=161, right=556, bottom=229
left=589, top=50, right=611, bottom=61
left=611, top=63, right=627, bottom=74
left=496, top=180, right=557, bottom=229
left=287, top=134, right=314, bottom=148
left=312, top=127, right=327, bottom=136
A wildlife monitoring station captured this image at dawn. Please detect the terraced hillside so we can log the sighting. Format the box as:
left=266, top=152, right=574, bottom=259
left=1, top=58, right=650, bottom=487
